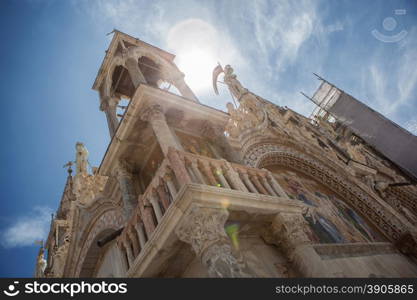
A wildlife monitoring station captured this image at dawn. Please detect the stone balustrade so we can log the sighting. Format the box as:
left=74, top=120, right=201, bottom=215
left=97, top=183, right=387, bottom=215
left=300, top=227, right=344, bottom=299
left=117, top=158, right=178, bottom=270
left=178, top=151, right=287, bottom=198
left=117, top=148, right=288, bottom=271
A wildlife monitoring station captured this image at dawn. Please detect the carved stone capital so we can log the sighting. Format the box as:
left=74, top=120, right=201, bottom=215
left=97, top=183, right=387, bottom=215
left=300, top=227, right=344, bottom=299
left=163, top=167, right=174, bottom=181
left=99, top=98, right=109, bottom=111
left=100, top=96, right=118, bottom=111
left=140, top=104, right=165, bottom=122
left=176, top=205, right=250, bottom=277
left=176, top=206, right=229, bottom=255
left=270, top=212, right=311, bottom=257
left=113, top=159, right=133, bottom=180
left=201, top=243, right=249, bottom=278
left=200, top=121, right=216, bottom=138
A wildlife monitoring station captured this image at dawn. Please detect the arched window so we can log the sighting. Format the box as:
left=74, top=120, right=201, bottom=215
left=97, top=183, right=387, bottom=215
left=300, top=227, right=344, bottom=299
left=138, top=56, right=161, bottom=88
left=111, top=65, right=135, bottom=98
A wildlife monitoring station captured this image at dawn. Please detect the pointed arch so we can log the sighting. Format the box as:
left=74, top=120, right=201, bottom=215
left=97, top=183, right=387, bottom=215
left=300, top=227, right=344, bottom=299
left=73, top=207, right=124, bottom=277
left=243, top=142, right=410, bottom=242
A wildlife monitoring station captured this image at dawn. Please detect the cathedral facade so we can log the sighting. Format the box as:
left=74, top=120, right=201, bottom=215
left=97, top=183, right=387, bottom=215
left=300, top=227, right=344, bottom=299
left=36, top=31, right=417, bottom=278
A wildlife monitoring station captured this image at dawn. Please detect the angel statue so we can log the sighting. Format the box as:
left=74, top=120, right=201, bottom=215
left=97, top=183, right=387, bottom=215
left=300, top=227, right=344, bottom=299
left=212, top=64, right=248, bottom=101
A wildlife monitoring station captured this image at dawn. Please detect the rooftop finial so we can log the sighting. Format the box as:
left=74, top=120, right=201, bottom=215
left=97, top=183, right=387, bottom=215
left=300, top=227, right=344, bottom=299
left=63, top=161, right=74, bottom=175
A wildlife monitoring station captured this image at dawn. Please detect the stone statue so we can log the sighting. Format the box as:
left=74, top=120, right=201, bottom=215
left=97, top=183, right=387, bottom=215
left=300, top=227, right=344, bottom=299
left=223, top=65, right=248, bottom=100
left=75, top=142, right=89, bottom=175
left=35, top=246, right=47, bottom=277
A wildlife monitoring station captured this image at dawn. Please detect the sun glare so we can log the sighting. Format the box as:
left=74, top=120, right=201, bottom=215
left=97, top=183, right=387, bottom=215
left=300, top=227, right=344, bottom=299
left=167, top=18, right=239, bottom=94
left=176, top=48, right=217, bottom=92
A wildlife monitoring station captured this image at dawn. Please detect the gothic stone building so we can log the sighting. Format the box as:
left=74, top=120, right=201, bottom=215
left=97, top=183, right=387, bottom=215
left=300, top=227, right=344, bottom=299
left=36, top=31, right=417, bottom=278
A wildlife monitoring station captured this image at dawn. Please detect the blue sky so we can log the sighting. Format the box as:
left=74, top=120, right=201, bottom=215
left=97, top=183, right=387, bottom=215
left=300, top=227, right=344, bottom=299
left=0, top=0, right=416, bottom=277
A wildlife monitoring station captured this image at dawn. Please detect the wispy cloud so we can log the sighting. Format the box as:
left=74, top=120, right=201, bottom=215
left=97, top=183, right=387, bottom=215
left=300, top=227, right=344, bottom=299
left=79, top=0, right=169, bottom=42
left=241, top=0, right=319, bottom=77
left=74, top=0, right=416, bottom=127
left=397, top=27, right=417, bottom=112
left=356, top=26, right=417, bottom=123
left=1, top=206, right=53, bottom=248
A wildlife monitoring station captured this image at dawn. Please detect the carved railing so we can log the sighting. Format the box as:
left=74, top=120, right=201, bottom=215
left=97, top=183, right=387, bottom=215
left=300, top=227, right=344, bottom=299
left=117, top=158, right=178, bottom=269
left=117, top=148, right=288, bottom=271
left=179, top=151, right=287, bottom=198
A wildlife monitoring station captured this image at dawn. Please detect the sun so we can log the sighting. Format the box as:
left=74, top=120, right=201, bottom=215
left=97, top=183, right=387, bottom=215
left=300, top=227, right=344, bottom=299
left=176, top=47, right=217, bottom=92
left=167, top=19, right=225, bottom=93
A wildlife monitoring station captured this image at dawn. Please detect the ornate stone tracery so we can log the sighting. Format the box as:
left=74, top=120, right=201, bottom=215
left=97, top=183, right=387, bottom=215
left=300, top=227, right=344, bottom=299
left=175, top=205, right=250, bottom=277
left=243, top=145, right=410, bottom=242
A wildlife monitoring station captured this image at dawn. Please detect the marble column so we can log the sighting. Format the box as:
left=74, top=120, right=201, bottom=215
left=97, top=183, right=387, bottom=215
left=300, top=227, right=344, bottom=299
left=270, top=212, right=327, bottom=277
left=123, top=239, right=134, bottom=267
left=176, top=205, right=250, bottom=278
left=250, top=174, right=269, bottom=195
left=141, top=104, right=182, bottom=156
left=114, top=160, right=137, bottom=219
left=265, top=170, right=288, bottom=198
left=239, top=170, right=258, bottom=193
left=100, top=96, right=119, bottom=137
left=271, top=212, right=311, bottom=257
left=163, top=171, right=177, bottom=198
left=149, top=190, right=163, bottom=222
left=172, top=76, right=199, bottom=102
left=167, top=148, right=192, bottom=185
left=260, top=173, right=278, bottom=196
left=138, top=196, right=156, bottom=238
left=215, top=166, right=231, bottom=189
left=125, top=56, right=147, bottom=88
left=117, top=241, right=130, bottom=270
left=190, top=160, right=206, bottom=184
left=134, top=222, right=147, bottom=249
left=127, top=229, right=140, bottom=257
left=221, top=160, right=248, bottom=192
left=156, top=181, right=171, bottom=211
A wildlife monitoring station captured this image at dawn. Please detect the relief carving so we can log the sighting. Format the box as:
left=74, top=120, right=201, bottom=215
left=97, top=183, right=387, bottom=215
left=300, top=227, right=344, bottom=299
left=175, top=205, right=250, bottom=277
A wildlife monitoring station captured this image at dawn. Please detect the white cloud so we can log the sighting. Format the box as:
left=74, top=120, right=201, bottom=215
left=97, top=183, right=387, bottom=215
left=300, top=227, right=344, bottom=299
left=248, top=0, right=318, bottom=74
left=75, top=0, right=416, bottom=129
left=325, top=21, right=344, bottom=34
left=369, top=64, right=391, bottom=113
left=1, top=206, right=53, bottom=248
left=79, top=0, right=169, bottom=42
left=397, top=28, right=417, bottom=110
left=357, top=26, right=417, bottom=120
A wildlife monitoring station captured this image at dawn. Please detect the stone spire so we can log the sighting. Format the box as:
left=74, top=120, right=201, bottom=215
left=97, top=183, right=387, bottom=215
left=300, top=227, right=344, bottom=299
left=75, top=142, right=89, bottom=175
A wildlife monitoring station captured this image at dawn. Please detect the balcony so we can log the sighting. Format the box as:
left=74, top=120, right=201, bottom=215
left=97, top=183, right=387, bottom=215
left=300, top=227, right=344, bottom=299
left=115, top=147, right=304, bottom=277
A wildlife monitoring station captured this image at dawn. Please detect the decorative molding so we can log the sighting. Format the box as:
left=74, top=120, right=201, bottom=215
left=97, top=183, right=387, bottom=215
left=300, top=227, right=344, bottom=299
left=245, top=146, right=410, bottom=242
left=175, top=205, right=250, bottom=277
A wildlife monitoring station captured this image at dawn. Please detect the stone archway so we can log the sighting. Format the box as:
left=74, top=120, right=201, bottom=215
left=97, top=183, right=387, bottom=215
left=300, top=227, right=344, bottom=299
left=79, top=228, right=116, bottom=277
left=243, top=143, right=410, bottom=242
left=74, top=209, right=124, bottom=277
left=101, top=46, right=197, bottom=102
